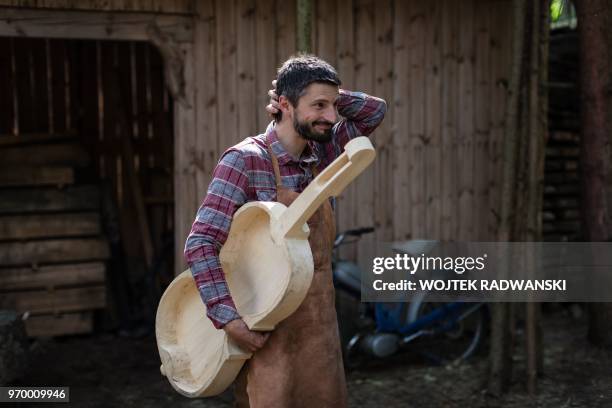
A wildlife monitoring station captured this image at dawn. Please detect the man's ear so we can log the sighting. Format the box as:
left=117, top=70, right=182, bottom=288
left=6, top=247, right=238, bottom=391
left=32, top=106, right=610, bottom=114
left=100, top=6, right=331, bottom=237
left=279, top=95, right=293, bottom=119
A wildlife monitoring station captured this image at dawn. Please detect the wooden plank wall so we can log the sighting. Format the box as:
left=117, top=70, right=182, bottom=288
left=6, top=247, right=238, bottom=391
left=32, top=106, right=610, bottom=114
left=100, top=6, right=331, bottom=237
left=176, top=0, right=514, bottom=271
left=176, top=0, right=296, bottom=270
left=0, top=0, right=514, bottom=274
left=309, top=0, right=513, bottom=267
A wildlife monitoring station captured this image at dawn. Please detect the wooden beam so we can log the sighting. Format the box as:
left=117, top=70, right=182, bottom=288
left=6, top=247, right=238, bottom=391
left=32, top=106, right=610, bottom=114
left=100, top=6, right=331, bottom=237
left=0, top=8, right=193, bottom=43
left=0, top=238, right=110, bottom=266
left=0, top=143, right=90, bottom=167
left=25, top=312, right=93, bottom=337
left=174, top=42, right=196, bottom=275
left=0, top=166, right=73, bottom=187
left=0, top=185, right=100, bottom=214
left=0, top=132, right=75, bottom=147
left=0, top=286, right=105, bottom=315
left=0, top=262, right=105, bottom=291
left=0, top=213, right=101, bottom=240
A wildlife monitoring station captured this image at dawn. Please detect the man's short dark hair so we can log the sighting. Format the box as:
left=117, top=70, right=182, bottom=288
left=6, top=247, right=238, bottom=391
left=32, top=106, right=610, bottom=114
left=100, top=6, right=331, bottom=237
left=274, top=54, right=341, bottom=121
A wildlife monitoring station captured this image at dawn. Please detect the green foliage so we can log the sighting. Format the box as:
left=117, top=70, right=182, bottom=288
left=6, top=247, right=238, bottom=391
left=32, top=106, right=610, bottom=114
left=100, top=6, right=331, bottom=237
left=551, top=0, right=564, bottom=22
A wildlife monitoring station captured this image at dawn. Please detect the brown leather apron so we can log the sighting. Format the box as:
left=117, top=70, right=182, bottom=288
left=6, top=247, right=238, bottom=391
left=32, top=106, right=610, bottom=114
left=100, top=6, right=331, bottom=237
left=233, top=144, right=348, bottom=408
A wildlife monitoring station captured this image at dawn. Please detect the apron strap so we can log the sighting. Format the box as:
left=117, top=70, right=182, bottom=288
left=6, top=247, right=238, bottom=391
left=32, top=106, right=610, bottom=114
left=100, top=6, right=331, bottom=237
left=266, top=138, right=319, bottom=187
left=266, top=144, right=283, bottom=188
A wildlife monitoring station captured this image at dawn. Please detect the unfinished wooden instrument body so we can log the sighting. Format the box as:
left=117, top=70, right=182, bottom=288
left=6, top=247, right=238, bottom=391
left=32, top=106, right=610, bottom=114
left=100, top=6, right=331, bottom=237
left=156, top=137, right=375, bottom=397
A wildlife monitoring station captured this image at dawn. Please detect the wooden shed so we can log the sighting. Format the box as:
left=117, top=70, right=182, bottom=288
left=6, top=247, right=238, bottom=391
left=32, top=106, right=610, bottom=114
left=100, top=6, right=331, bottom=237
left=0, top=0, right=517, bottom=335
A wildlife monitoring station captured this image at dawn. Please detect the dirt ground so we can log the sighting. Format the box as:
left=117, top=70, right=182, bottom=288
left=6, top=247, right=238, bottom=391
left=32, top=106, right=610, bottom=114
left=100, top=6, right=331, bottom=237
left=12, top=306, right=612, bottom=408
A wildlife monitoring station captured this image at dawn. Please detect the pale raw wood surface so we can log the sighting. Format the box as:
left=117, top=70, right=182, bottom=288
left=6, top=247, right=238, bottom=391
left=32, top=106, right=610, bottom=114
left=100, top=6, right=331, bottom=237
left=156, top=137, right=375, bottom=397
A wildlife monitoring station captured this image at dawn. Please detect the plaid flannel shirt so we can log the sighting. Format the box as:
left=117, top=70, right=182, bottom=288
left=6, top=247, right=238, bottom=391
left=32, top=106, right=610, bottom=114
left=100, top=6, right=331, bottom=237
left=184, top=89, right=387, bottom=329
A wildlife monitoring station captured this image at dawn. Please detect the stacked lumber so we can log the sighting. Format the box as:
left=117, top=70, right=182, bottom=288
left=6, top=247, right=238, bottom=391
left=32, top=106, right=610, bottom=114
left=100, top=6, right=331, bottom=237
left=544, top=31, right=581, bottom=242
left=543, top=131, right=581, bottom=241
left=0, top=133, right=109, bottom=337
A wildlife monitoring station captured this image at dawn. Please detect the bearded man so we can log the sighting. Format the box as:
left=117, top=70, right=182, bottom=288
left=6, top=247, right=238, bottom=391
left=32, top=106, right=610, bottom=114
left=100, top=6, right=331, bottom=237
left=184, top=54, right=387, bottom=407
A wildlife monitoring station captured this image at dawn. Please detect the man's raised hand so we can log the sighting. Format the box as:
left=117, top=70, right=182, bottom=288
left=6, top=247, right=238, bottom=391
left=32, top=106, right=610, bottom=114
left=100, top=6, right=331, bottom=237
left=265, top=80, right=280, bottom=117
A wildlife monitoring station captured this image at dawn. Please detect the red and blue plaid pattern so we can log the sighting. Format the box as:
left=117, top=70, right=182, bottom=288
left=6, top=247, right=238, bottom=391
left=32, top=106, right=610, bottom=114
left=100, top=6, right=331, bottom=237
left=184, top=89, right=387, bottom=328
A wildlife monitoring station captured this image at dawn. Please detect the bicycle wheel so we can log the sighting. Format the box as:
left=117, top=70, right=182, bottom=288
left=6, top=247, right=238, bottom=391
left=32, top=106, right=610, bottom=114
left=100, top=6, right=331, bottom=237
left=406, top=291, right=488, bottom=363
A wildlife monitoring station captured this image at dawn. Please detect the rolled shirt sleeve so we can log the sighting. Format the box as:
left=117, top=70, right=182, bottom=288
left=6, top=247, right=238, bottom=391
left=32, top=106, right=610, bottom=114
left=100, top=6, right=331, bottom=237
left=184, top=150, right=248, bottom=329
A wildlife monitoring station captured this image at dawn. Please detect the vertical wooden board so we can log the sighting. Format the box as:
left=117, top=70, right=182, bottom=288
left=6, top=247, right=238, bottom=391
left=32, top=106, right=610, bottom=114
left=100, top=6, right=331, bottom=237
left=9, top=38, right=18, bottom=136
left=50, top=39, right=67, bottom=134
left=79, top=41, right=100, bottom=171
left=237, top=0, right=257, bottom=139
left=116, top=41, right=143, bottom=225
left=66, top=40, right=80, bottom=132
left=440, top=0, right=459, bottom=241
left=174, top=43, right=197, bottom=274
left=474, top=0, right=491, bottom=240
left=487, top=1, right=501, bottom=239
left=354, top=0, right=376, bottom=269
left=374, top=0, right=394, bottom=242
left=215, top=0, right=239, bottom=147
left=314, top=0, right=337, bottom=66
left=255, top=0, right=277, bottom=131
left=409, top=0, right=426, bottom=239
left=336, top=0, right=356, bottom=259
left=14, top=38, right=35, bottom=135
left=149, top=46, right=166, bottom=169
left=143, top=44, right=154, bottom=169
left=61, top=39, right=72, bottom=132
left=30, top=39, right=49, bottom=133
left=153, top=46, right=173, bottom=175
left=488, top=0, right=511, bottom=238
left=194, top=0, right=219, bottom=202
left=457, top=0, right=475, bottom=241
left=424, top=0, right=442, bottom=239
left=276, top=0, right=296, bottom=63
left=0, top=37, right=15, bottom=135
left=100, top=42, right=120, bottom=208
left=130, top=42, right=143, bottom=145
left=392, top=0, right=411, bottom=240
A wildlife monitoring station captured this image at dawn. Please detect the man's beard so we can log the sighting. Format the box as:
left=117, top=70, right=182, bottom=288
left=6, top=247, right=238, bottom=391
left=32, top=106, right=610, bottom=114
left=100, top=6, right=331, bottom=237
left=293, top=115, right=334, bottom=143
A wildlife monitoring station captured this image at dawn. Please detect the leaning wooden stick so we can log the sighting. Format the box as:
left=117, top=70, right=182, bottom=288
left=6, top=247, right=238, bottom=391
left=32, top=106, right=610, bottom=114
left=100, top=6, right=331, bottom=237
left=156, top=136, right=375, bottom=398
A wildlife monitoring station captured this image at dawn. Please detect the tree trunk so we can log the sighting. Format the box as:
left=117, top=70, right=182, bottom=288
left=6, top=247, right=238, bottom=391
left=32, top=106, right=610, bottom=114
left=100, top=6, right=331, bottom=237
left=576, top=0, right=612, bottom=348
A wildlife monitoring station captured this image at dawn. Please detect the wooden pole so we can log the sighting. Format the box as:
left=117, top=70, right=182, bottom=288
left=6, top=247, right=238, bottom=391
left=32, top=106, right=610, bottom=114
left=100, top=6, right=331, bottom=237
left=297, top=0, right=313, bottom=52
left=576, top=0, right=612, bottom=348
left=525, top=0, right=550, bottom=395
left=489, top=0, right=527, bottom=396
